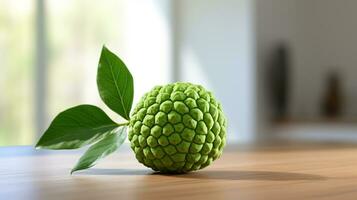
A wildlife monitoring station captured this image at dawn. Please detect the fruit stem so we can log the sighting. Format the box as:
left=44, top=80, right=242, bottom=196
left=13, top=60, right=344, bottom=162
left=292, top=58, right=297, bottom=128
left=116, top=122, right=130, bottom=127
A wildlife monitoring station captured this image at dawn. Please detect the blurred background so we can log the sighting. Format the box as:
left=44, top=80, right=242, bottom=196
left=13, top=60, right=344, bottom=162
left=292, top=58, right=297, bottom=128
left=1, top=0, right=357, bottom=146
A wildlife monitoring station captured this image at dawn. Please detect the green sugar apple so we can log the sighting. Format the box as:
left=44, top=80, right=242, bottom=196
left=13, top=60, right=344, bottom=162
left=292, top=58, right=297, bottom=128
left=35, top=46, right=227, bottom=174
left=128, top=82, right=227, bottom=173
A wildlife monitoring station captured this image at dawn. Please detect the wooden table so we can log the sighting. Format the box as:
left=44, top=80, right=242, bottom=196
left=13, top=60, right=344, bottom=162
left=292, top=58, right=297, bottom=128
left=1, top=143, right=357, bottom=200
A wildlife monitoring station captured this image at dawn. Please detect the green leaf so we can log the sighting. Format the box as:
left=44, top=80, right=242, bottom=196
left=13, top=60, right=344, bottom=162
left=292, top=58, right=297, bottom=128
left=71, top=126, right=127, bottom=174
left=36, top=105, right=119, bottom=150
left=97, top=46, right=134, bottom=120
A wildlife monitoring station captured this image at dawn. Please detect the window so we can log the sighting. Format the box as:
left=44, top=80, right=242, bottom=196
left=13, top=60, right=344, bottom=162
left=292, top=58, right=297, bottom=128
left=0, top=0, right=172, bottom=146
left=0, top=1, right=35, bottom=145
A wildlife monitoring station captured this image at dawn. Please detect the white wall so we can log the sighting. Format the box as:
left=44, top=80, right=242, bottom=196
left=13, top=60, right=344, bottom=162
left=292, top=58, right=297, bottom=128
left=122, top=0, right=173, bottom=106
left=175, top=0, right=256, bottom=143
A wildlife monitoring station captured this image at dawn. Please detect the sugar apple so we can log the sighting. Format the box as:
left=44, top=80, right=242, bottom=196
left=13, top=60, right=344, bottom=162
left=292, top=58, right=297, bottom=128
left=128, top=82, right=227, bottom=173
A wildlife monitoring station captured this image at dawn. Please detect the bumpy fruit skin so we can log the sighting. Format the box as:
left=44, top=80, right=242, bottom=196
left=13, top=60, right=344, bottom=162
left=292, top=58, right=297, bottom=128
left=128, top=82, right=227, bottom=173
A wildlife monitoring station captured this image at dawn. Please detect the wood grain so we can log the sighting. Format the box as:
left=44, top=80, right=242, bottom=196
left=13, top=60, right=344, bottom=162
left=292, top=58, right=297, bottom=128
left=1, top=143, right=357, bottom=200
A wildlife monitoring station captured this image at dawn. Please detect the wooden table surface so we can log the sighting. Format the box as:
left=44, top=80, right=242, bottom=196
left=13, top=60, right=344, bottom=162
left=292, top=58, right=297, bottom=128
left=1, top=143, right=357, bottom=200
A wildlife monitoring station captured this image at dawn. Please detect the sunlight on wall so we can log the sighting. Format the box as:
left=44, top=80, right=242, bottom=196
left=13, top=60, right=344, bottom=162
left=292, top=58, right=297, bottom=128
left=178, top=0, right=256, bottom=143
left=180, top=47, right=212, bottom=89
left=122, top=0, right=172, bottom=106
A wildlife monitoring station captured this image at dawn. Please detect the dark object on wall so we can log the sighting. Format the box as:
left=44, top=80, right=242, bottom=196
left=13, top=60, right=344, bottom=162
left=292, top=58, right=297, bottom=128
left=269, top=43, right=289, bottom=119
left=321, top=71, right=342, bottom=118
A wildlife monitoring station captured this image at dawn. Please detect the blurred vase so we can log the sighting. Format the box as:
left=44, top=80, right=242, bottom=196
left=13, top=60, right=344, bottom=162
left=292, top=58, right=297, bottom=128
left=269, top=43, right=289, bottom=120
left=322, top=71, right=342, bottom=118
